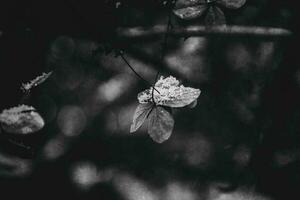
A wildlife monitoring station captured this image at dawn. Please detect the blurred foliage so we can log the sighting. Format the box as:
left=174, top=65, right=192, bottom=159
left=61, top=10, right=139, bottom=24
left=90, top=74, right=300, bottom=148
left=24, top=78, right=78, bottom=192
left=0, top=0, right=299, bottom=200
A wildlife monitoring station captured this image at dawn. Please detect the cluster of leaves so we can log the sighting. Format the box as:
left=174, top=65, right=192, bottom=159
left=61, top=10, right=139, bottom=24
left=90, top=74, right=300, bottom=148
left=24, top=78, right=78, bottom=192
left=127, top=0, right=246, bottom=143
left=130, top=76, right=201, bottom=143
left=173, top=0, right=246, bottom=25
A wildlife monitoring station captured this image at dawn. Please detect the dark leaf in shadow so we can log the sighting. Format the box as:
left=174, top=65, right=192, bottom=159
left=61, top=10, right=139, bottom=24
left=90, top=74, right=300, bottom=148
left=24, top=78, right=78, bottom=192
left=205, top=6, right=226, bottom=25
left=217, top=0, right=246, bottom=9
left=148, top=106, right=174, bottom=143
left=173, top=4, right=208, bottom=20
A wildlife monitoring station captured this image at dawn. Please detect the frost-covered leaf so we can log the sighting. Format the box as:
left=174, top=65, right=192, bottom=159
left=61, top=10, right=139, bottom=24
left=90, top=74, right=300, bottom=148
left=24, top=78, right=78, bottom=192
left=217, top=0, right=246, bottom=9
left=148, top=106, right=174, bottom=143
left=0, top=105, right=44, bottom=134
left=130, top=103, right=153, bottom=133
left=138, top=76, right=201, bottom=108
left=161, top=87, right=201, bottom=107
left=21, top=71, right=53, bottom=92
left=205, top=6, right=226, bottom=25
left=173, top=5, right=208, bottom=20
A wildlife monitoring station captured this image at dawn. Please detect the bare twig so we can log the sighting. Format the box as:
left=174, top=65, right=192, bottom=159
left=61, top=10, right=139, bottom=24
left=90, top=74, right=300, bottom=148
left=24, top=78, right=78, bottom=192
left=161, top=7, right=173, bottom=59
left=117, top=25, right=292, bottom=40
left=124, top=46, right=186, bottom=82
left=119, top=53, right=160, bottom=93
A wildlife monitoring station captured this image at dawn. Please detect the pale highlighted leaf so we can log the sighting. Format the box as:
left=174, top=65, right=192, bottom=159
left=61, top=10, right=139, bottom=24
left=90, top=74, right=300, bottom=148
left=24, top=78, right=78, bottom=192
left=205, top=6, right=226, bottom=25
left=138, top=76, right=201, bottom=108
left=130, top=103, right=153, bottom=133
left=148, top=106, right=174, bottom=143
left=161, top=87, right=201, bottom=108
left=0, top=105, right=45, bottom=134
left=217, top=0, right=246, bottom=9
left=173, top=5, right=208, bottom=20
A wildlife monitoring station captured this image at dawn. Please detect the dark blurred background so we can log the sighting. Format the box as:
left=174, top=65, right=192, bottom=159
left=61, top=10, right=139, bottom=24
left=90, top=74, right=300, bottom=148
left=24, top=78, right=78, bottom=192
left=0, top=0, right=299, bottom=199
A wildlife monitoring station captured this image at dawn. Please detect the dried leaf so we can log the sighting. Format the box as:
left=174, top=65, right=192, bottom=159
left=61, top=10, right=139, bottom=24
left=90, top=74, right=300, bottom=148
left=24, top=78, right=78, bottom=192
left=130, top=103, right=153, bottom=133
left=173, top=5, right=208, bottom=20
left=148, top=106, right=174, bottom=143
left=0, top=105, right=45, bottom=134
left=217, top=0, right=246, bottom=9
left=21, top=71, right=53, bottom=92
left=205, top=6, right=226, bottom=25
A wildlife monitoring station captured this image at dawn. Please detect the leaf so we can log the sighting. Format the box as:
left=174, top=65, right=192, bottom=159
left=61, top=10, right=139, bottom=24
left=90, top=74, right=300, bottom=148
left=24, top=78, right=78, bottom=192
left=205, top=6, right=226, bottom=25
left=148, top=106, right=174, bottom=143
left=162, top=87, right=201, bottom=108
left=137, top=76, right=201, bottom=108
left=175, top=0, right=206, bottom=8
left=0, top=105, right=45, bottom=134
left=217, top=0, right=246, bottom=9
left=173, top=4, right=208, bottom=20
left=21, top=71, right=53, bottom=92
left=137, top=89, right=152, bottom=104
left=130, top=103, right=153, bottom=133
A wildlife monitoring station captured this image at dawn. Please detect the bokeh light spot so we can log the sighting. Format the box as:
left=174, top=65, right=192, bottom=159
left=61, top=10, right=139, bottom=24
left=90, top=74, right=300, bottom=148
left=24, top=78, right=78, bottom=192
left=57, top=105, right=87, bottom=137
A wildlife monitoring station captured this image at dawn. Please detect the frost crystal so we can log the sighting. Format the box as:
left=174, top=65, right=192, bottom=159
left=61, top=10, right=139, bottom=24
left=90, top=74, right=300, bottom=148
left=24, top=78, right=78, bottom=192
left=0, top=105, right=45, bottom=134
left=138, top=76, right=201, bottom=108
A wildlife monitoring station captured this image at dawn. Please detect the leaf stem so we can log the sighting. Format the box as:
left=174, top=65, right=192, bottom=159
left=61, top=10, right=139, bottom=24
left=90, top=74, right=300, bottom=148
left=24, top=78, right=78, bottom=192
left=151, top=71, right=160, bottom=104
left=146, top=104, right=155, bottom=118
left=152, top=0, right=176, bottom=104
left=151, top=1, right=175, bottom=104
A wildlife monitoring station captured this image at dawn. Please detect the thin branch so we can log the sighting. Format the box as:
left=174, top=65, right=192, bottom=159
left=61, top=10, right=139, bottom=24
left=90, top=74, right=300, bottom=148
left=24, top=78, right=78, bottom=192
left=124, top=46, right=186, bottom=82
left=117, top=25, right=293, bottom=41
left=119, top=53, right=160, bottom=93
left=8, top=139, right=31, bottom=150
left=152, top=70, right=160, bottom=104
left=119, top=53, right=147, bottom=83
left=151, top=4, right=174, bottom=104
left=161, top=5, right=173, bottom=59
